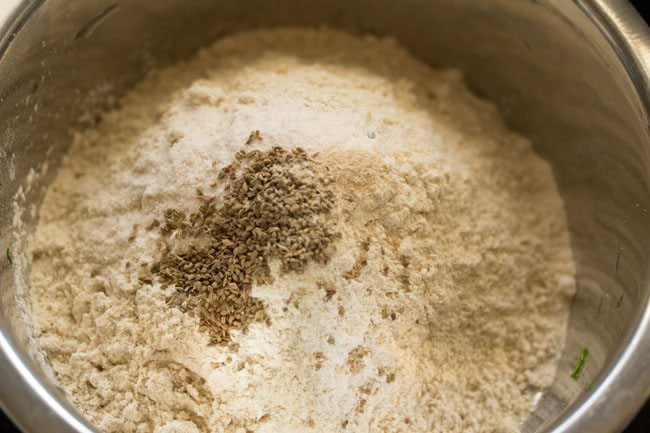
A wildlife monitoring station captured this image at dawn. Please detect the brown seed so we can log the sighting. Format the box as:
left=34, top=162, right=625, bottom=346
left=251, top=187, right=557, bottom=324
left=245, top=130, right=262, bottom=145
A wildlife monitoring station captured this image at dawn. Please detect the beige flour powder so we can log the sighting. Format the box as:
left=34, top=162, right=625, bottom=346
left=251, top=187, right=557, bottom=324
left=28, top=28, right=576, bottom=433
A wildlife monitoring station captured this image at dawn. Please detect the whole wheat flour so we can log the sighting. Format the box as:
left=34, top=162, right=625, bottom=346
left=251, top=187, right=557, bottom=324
left=28, top=28, right=576, bottom=433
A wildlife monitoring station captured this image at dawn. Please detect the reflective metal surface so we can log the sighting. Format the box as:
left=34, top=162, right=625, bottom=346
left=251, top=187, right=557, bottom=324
left=1, top=0, right=649, bottom=432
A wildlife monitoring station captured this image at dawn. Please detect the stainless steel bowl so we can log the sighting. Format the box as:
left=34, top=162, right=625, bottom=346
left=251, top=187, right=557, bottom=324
left=1, top=1, right=649, bottom=432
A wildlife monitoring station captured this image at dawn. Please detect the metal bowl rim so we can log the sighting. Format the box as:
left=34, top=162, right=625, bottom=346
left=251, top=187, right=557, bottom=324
left=0, top=1, right=649, bottom=432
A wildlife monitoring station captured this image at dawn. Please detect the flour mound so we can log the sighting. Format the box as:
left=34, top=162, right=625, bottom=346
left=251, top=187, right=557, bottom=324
left=29, top=28, right=575, bottom=433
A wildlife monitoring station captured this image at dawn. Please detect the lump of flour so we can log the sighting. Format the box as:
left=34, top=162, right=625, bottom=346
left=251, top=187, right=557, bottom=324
left=28, top=28, right=575, bottom=433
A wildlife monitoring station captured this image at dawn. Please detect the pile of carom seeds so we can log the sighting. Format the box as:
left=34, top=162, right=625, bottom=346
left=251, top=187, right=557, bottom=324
left=148, top=146, right=337, bottom=344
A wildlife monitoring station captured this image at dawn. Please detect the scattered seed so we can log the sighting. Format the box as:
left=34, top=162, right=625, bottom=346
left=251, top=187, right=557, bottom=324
left=245, top=129, right=262, bottom=145
left=319, top=279, right=337, bottom=301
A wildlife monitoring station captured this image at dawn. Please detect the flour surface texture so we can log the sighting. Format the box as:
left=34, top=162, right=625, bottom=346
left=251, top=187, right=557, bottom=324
left=29, top=29, right=576, bottom=433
